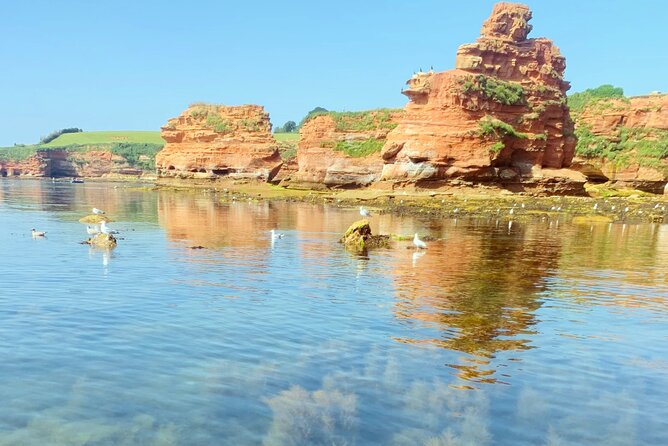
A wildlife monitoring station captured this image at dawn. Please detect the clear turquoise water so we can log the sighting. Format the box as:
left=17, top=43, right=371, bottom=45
left=1, top=179, right=667, bottom=445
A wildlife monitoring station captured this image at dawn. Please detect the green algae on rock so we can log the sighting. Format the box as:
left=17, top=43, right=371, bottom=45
left=340, top=219, right=390, bottom=252
left=85, top=233, right=117, bottom=249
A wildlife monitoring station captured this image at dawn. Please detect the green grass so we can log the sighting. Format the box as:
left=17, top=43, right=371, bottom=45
left=567, top=84, right=626, bottom=115
left=333, top=138, right=384, bottom=157
left=302, top=108, right=402, bottom=132
left=43, top=131, right=164, bottom=147
left=274, top=132, right=300, bottom=142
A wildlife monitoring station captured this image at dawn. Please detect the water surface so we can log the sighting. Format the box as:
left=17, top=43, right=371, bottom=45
left=1, top=180, right=667, bottom=445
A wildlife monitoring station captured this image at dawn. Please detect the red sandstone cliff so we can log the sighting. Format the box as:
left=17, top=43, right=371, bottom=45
left=155, top=104, right=282, bottom=181
left=381, top=2, right=579, bottom=190
left=0, top=149, right=147, bottom=178
left=288, top=110, right=403, bottom=188
left=572, top=93, right=668, bottom=192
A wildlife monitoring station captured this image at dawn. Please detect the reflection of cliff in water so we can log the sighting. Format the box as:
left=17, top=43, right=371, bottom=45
left=391, top=219, right=562, bottom=384
left=0, top=179, right=159, bottom=222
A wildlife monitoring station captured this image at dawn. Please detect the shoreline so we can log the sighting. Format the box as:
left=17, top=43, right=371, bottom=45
left=152, top=177, right=667, bottom=224
left=3, top=176, right=666, bottom=224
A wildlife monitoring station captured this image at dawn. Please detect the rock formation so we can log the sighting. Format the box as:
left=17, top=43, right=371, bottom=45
left=339, top=219, right=389, bottom=252
left=155, top=104, right=282, bottom=181
left=288, top=110, right=403, bottom=188
left=0, top=149, right=152, bottom=178
left=381, top=2, right=578, bottom=190
left=572, top=93, right=668, bottom=192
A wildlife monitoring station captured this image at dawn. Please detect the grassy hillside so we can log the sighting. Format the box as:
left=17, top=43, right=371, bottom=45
left=1, top=131, right=164, bottom=170
left=273, top=132, right=299, bottom=142
left=274, top=132, right=299, bottom=161
left=44, top=131, right=164, bottom=146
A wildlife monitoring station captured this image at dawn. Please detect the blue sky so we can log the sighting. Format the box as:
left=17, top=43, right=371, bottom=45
left=1, top=0, right=667, bottom=146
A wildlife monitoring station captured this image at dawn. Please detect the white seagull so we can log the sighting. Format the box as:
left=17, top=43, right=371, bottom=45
left=92, top=207, right=105, bottom=215
left=31, top=228, right=46, bottom=238
left=86, top=225, right=100, bottom=235
left=413, top=233, right=427, bottom=249
left=271, top=229, right=284, bottom=239
left=100, top=221, right=119, bottom=235
left=359, top=206, right=371, bottom=218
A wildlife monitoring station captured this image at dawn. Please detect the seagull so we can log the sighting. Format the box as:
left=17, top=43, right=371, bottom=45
left=359, top=206, right=372, bottom=218
left=593, top=203, right=598, bottom=210
left=271, top=229, right=284, bottom=239
left=100, top=221, right=119, bottom=235
left=509, top=208, right=514, bottom=215
left=31, top=228, right=46, bottom=237
left=413, top=233, right=427, bottom=249
left=92, top=207, right=105, bottom=215
left=86, top=225, right=100, bottom=235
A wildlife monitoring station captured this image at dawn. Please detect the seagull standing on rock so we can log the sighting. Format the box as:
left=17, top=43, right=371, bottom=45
left=86, top=225, right=100, bottom=235
left=100, top=221, right=119, bottom=235
left=413, top=233, right=427, bottom=249
left=92, top=208, right=105, bottom=215
left=359, top=206, right=371, bottom=218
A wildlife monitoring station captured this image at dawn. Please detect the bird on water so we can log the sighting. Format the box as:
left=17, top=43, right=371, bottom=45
left=31, top=229, right=46, bottom=237
left=359, top=206, right=372, bottom=218
left=271, top=229, right=284, bottom=239
left=413, top=233, right=427, bottom=249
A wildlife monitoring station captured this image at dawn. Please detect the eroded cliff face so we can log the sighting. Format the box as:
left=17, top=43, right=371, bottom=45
left=0, top=149, right=148, bottom=178
left=381, top=2, right=578, bottom=190
left=572, top=93, right=668, bottom=192
left=155, top=104, right=282, bottom=181
left=288, top=110, right=403, bottom=188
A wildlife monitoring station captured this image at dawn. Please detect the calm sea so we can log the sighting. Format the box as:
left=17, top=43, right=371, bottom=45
left=0, top=179, right=666, bottom=445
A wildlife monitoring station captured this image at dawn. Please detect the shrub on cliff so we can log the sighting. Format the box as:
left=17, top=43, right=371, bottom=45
left=477, top=116, right=528, bottom=139
left=459, top=75, right=526, bottom=106
left=110, top=143, right=163, bottom=170
left=568, top=85, right=625, bottom=114
left=332, top=138, right=384, bottom=157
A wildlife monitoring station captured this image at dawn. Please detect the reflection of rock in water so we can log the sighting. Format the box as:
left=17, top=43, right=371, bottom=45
left=263, top=385, right=357, bottom=446
left=391, top=221, right=562, bottom=384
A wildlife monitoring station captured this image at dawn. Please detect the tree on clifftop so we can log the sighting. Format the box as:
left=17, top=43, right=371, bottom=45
left=282, top=121, right=297, bottom=133
left=299, top=107, right=328, bottom=127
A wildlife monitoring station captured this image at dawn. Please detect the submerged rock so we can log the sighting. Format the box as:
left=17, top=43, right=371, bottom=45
left=85, top=233, right=117, bottom=249
left=340, top=219, right=390, bottom=252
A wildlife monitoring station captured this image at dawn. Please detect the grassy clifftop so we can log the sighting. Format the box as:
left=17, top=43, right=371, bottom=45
left=568, top=85, right=668, bottom=172
left=0, top=131, right=164, bottom=170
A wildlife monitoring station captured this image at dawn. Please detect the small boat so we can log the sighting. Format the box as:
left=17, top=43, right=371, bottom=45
left=70, top=178, right=84, bottom=184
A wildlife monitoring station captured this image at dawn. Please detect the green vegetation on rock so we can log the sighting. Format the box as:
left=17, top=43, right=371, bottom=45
left=333, top=138, right=384, bottom=158
left=567, top=84, right=626, bottom=115
left=459, top=74, right=526, bottom=106
left=302, top=108, right=402, bottom=132
left=478, top=116, right=528, bottom=139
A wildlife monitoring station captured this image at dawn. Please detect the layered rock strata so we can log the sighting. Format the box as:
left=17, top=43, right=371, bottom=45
left=381, top=2, right=578, bottom=190
left=572, top=93, right=667, bottom=192
left=155, top=104, right=282, bottom=181
left=288, top=110, right=403, bottom=188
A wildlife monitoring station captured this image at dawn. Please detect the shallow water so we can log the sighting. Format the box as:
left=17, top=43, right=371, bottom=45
left=1, top=179, right=667, bottom=445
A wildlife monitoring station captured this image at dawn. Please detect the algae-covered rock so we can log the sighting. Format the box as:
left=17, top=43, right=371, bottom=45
left=86, top=233, right=117, bottom=249
left=340, top=219, right=390, bottom=252
left=79, top=214, right=112, bottom=224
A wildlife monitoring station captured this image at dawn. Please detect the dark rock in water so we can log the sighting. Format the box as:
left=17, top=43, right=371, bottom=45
left=85, top=233, right=117, bottom=249
left=340, top=219, right=390, bottom=252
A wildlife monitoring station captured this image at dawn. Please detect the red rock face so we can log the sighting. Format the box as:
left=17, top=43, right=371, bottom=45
left=0, top=149, right=145, bottom=178
left=573, top=94, right=668, bottom=191
left=382, top=2, right=576, bottom=185
left=578, top=94, right=668, bottom=135
left=289, top=110, right=403, bottom=188
left=155, top=104, right=282, bottom=181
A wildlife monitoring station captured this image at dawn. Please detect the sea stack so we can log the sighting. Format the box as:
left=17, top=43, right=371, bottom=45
left=381, top=2, right=577, bottom=187
left=155, top=104, right=283, bottom=181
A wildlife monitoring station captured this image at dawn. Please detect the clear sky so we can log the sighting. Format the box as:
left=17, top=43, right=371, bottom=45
left=1, top=0, right=667, bottom=146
